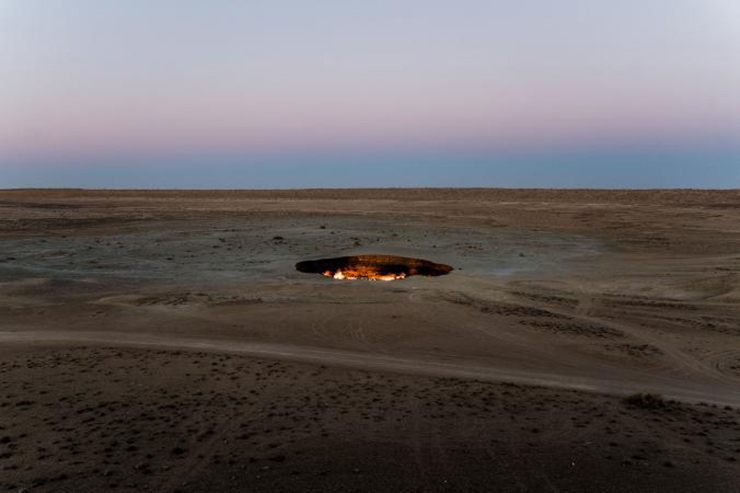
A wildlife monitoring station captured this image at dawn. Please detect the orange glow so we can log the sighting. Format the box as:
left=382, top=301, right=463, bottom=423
left=322, top=268, right=406, bottom=281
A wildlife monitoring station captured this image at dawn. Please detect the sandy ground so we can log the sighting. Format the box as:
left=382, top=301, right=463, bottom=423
left=1, top=188, right=739, bottom=492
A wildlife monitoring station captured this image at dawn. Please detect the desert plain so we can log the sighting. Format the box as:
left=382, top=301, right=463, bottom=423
left=1, top=188, right=740, bottom=492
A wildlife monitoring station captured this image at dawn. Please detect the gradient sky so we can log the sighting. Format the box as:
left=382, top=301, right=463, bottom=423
left=2, top=0, right=740, bottom=188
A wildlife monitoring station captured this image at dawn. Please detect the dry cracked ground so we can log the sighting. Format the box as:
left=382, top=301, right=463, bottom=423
left=1, top=189, right=740, bottom=492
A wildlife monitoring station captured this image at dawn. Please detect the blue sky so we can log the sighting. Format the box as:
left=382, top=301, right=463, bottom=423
left=2, top=1, right=739, bottom=188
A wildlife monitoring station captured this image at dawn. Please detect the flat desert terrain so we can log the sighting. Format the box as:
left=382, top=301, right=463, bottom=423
left=1, top=189, right=740, bottom=492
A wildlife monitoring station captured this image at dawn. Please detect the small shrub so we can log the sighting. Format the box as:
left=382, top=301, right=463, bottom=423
left=624, top=393, right=674, bottom=410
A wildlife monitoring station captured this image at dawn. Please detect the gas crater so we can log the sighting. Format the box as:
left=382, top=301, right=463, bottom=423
left=295, top=254, right=454, bottom=281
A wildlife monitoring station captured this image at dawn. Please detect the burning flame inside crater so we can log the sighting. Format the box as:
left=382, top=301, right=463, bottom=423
left=296, top=254, right=453, bottom=282
left=323, top=268, right=407, bottom=281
